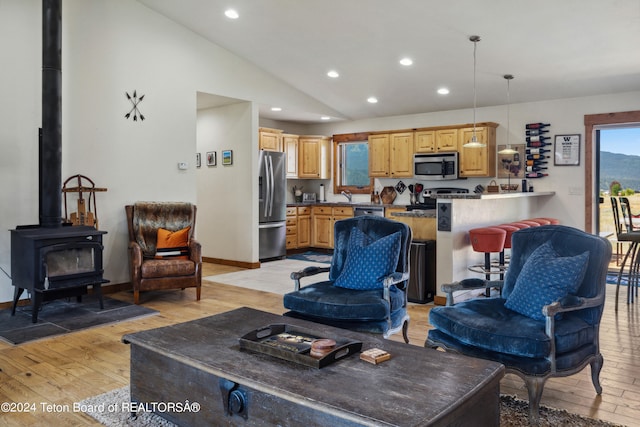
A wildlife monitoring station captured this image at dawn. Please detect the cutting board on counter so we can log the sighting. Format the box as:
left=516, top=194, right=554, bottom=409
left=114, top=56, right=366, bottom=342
left=380, top=187, right=397, bottom=204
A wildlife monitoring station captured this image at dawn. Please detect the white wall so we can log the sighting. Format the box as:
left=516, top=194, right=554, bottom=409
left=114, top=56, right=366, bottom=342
left=0, top=0, right=345, bottom=303
left=0, top=0, right=42, bottom=303
left=197, top=102, right=257, bottom=263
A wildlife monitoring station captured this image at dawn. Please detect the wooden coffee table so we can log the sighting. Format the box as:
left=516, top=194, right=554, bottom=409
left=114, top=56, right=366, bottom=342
left=123, top=307, right=504, bottom=426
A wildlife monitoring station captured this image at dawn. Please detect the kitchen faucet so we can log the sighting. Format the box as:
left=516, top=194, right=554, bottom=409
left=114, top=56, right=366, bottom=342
left=341, top=190, right=352, bottom=202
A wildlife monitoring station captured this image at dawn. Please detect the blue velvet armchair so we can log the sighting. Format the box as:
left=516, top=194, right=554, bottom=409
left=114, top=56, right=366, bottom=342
left=283, top=216, right=412, bottom=342
left=426, top=225, right=611, bottom=423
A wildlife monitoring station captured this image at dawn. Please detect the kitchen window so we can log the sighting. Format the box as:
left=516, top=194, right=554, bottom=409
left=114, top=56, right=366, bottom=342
left=334, top=139, right=372, bottom=194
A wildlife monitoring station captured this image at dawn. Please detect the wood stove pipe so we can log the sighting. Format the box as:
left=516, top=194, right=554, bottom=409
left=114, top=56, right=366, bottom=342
left=40, top=0, right=62, bottom=228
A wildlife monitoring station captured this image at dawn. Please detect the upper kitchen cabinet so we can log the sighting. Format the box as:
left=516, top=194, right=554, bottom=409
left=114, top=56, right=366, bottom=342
left=369, top=132, right=413, bottom=177
left=259, top=127, right=283, bottom=151
left=298, top=135, right=331, bottom=179
left=436, top=128, right=459, bottom=151
left=389, top=132, right=414, bottom=177
left=283, top=134, right=299, bottom=178
left=368, top=133, right=390, bottom=177
left=457, top=124, right=497, bottom=177
left=415, top=128, right=458, bottom=153
left=415, top=130, right=436, bottom=152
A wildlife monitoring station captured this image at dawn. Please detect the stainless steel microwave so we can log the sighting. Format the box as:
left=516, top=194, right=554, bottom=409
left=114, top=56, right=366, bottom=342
left=413, top=152, right=459, bottom=180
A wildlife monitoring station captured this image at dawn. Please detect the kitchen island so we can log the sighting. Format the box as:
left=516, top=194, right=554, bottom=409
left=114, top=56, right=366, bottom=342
left=433, top=191, right=555, bottom=303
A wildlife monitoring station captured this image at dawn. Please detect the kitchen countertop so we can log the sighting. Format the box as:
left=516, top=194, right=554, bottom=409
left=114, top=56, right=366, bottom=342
left=391, top=210, right=436, bottom=218
left=435, top=191, right=555, bottom=200
left=287, top=202, right=397, bottom=208
left=287, top=202, right=437, bottom=218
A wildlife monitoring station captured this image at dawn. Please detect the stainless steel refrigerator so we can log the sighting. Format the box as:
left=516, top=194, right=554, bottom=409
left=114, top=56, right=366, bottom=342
left=259, top=150, right=287, bottom=261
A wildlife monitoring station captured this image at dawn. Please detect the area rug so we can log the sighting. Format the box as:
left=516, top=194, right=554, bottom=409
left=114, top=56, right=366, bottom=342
left=204, top=258, right=329, bottom=295
left=80, top=386, right=624, bottom=427
left=0, top=295, right=158, bottom=345
left=287, top=251, right=332, bottom=264
left=606, top=272, right=630, bottom=286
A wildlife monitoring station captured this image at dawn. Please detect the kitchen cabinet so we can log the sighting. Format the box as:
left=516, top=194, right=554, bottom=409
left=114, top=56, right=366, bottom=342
left=311, top=206, right=353, bottom=248
left=414, top=130, right=436, bottom=153
left=415, top=129, right=458, bottom=153
left=283, top=134, right=299, bottom=178
left=369, top=132, right=413, bottom=177
left=298, top=136, right=331, bottom=179
left=458, top=125, right=497, bottom=177
left=435, top=129, right=459, bottom=151
left=386, top=208, right=437, bottom=241
left=286, top=207, right=298, bottom=250
left=389, top=132, right=414, bottom=177
left=368, top=134, right=390, bottom=177
left=297, top=206, right=311, bottom=248
left=311, top=206, right=332, bottom=248
left=259, top=127, right=283, bottom=151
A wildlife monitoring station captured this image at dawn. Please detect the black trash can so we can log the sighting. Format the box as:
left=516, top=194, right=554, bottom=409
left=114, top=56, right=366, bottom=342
left=408, top=240, right=436, bottom=303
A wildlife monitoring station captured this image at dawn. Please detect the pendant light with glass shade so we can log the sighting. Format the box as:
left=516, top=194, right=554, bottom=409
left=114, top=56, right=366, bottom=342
left=498, top=74, right=517, bottom=155
left=463, top=35, right=485, bottom=148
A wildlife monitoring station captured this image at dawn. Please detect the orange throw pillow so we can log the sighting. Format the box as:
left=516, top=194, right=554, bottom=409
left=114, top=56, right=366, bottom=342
left=155, top=226, right=191, bottom=259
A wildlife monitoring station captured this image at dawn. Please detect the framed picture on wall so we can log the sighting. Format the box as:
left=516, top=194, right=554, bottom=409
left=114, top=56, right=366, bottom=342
left=206, top=151, right=216, bottom=166
left=222, top=150, right=233, bottom=166
left=196, top=153, right=201, bottom=168
left=554, top=134, right=580, bottom=166
left=497, top=144, right=525, bottom=178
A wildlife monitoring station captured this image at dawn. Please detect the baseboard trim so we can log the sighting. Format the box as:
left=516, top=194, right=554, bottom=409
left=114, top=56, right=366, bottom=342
left=203, top=257, right=260, bottom=269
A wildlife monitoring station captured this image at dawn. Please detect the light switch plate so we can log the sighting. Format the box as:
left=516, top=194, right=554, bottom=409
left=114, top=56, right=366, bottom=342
left=178, top=162, right=188, bottom=170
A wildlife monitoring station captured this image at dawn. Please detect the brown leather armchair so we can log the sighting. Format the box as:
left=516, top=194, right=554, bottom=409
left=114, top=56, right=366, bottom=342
left=125, top=202, right=201, bottom=304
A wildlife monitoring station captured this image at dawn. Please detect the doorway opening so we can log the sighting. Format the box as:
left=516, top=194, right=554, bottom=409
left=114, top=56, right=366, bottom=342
left=597, top=126, right=640, bottom=235
left=584, top=110, right=640, bottom=235
left=588, top=115, right=640, bottom=273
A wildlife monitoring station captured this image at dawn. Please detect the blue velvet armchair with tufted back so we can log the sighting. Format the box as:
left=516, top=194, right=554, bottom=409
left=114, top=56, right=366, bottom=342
left=283, top=216, right=412, bottom=343
left=426, top=225, right=612, bottom=423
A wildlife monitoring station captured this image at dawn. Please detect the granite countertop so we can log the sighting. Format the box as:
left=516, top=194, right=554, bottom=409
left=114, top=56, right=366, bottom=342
left=434, top=191, right=555, bottom=200
left=287, top=202, right=397, bottom=208
left=287, top=202, right=437, bottom=218
left=391, top=210, right=436, bottom=218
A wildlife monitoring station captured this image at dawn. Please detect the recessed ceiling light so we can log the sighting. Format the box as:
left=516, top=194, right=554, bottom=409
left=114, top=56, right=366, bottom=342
left=437, top=87, right=450, bottom=95
left=224, top=9, right=239, bottom=19
left=321, top=116, right=331, bottom=120
left=327, top=70, right=339, bottom=78
left=399, top=57, right=413, bottom=66
left=367, top=97, right=378, bottom=104
left=271, top=107, right=282, bottom=112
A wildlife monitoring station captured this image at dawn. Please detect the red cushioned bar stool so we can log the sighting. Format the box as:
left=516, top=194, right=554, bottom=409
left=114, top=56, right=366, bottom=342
left=518, top=220, right=541, bottom=227
left=531, top=217, right=560, bottom=225
left=509, top=222, right=532, bottom=230
left=494, top=224, right=519, bottom=279
left=525, top=218, right=552, bottom=226
left=468, top=227, right=507, bottom=297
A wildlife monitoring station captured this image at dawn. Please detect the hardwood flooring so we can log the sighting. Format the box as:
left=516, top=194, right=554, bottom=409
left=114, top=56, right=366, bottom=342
left=0, top=262, right=638, bottom=426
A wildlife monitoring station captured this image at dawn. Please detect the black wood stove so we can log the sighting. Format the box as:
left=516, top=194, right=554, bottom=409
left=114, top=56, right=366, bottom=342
left=10, top=225, right=108, bottom=323
left=10, top=0, right=108, bottom=323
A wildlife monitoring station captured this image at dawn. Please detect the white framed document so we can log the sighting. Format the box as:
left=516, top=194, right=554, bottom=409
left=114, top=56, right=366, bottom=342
left=554, top=134, right=580, bottom=166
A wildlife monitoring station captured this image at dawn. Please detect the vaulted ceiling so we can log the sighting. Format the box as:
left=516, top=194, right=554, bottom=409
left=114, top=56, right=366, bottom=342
left=139, top=0, right=640, bottom=123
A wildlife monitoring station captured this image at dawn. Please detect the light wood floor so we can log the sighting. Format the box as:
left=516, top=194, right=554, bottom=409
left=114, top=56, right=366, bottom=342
left=0, top=262, right=638, bottom=426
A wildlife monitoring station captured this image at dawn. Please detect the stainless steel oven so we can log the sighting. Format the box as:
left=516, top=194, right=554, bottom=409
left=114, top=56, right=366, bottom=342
left=413, top=152, right=458, bottom=180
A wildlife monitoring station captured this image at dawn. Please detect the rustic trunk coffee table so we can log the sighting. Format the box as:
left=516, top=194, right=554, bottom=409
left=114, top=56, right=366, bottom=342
left=123, top=307, right=504, bottom=426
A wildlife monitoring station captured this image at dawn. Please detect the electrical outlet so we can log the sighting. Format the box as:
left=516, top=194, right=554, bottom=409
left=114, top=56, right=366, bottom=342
left=568, top=186, right=583, bottom=195
left=178, top=162, right=188, bottom=170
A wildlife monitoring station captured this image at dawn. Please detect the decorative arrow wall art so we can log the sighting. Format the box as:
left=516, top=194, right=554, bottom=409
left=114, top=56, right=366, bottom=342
left=125, top=90, right=145, bottom=121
